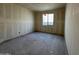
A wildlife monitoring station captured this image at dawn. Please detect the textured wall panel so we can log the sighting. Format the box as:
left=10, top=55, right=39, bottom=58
left=0, top=4, right=34, bottom=43
left=65, top=3, right=79, bottom=55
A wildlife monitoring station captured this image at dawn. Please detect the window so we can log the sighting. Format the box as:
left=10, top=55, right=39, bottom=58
left=42, top=13, right=54, bottom=26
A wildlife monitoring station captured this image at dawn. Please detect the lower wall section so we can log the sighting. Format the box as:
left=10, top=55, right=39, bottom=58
left=6, top=22, right=34, bottom=40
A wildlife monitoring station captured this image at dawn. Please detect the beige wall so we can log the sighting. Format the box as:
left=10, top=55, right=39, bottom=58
left=34, top=7, right=65, bottom=35
left=65, top=3, right=79, bottom=54
left=0, top=4, right=34, bottom=43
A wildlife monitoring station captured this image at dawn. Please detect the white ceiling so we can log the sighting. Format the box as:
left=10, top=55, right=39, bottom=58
left=17, top=3, right=66, bottom=11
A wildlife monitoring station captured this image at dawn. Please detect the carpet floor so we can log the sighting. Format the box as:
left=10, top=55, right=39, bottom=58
left=0, top=32, right=68, bottom=55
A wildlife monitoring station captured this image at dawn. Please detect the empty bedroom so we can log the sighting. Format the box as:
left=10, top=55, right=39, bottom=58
left=0, top=3, right=78, bottom=55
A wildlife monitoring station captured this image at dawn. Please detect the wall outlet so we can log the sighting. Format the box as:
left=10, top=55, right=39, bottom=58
left=18, top=32, right=20, bottom=34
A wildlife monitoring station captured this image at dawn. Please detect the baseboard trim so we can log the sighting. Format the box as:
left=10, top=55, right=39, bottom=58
left=0, top=32, right=34, bottom=45
left=35, top=31, right=64, bottom=36
left=0, top=31, right=64, bottom=45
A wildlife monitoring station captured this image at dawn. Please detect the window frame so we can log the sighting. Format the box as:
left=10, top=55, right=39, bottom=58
left=42, top=13, right=54, bottom=26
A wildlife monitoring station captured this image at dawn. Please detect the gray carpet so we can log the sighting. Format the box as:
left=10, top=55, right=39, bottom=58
left=0, top=32, right=68, bottom=55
